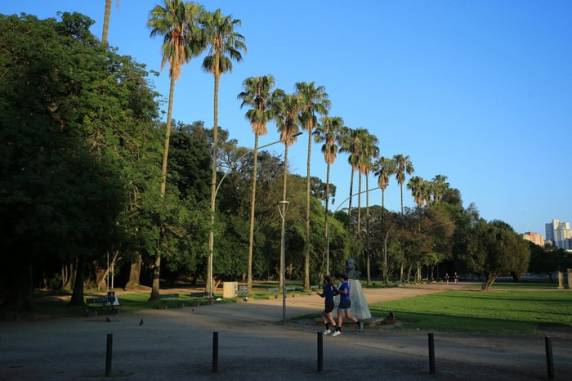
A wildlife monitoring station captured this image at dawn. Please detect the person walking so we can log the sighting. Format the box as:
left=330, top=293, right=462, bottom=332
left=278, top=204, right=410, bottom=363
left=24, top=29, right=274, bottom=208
left=332, top=274, right=358, bottom=336
left=318, top=275, right=338, bottom=335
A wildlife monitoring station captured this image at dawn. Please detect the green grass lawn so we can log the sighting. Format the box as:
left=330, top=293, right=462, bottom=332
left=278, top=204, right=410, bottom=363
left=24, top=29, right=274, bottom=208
left=371, top=289, right=572, bottom=335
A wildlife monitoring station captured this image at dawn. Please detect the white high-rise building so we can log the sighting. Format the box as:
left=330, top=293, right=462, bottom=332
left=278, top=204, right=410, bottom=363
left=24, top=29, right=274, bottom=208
left=546, top=219, right=572, bottom=250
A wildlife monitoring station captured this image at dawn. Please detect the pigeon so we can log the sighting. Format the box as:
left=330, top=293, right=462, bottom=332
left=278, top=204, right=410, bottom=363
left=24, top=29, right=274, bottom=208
left=105, top=317, right=111, bottom=323
left=139, top=318, right=144, bottom=326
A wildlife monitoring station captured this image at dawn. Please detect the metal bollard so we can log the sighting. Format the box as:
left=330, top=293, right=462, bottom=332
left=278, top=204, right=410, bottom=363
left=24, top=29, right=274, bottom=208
left=105, top=333, right=113, bottom=377
left=317, top=332, right=324, bottom=372
left=212, top=332, right=219, bottom=373
left=428, top=333, right=436, bottom=375
left=545, top=336, right=554, bottom=380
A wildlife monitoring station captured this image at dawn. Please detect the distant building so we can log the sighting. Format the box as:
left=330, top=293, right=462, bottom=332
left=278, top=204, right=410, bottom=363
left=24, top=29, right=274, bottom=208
left=521, top=232, right=545, bottom=247
left=545, top=219, right=572, bottom=250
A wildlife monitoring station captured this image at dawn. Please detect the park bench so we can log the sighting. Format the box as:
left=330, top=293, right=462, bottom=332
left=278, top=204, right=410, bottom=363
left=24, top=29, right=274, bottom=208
left=85, top=294, right=120, bottom=315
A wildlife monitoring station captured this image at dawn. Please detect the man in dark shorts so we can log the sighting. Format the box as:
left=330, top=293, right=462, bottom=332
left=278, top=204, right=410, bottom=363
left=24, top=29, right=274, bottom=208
left=333, top=274, right=358, bottom=336
left=318, top=275, right=338, bottom=335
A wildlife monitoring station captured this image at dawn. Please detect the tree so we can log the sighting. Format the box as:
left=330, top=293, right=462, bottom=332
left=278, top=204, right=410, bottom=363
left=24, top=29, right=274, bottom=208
left=272, top=90, right=302, bottom=293
left=373, top=156, right=396, bottom=281
left=374, top=157, right=396, bottom=219
left=237, top=75, right=274, bottom=294
left=147, top=0, right=205, bottom=300
left=0, top=12, right=160, bottom=310
left=314, top=116, right=343, bottom=275
left=393, top=154, right=414, bottom=214
left=295, top=82, right=330, bottom=289
left=202, top=8, right=246, bottom=296
left=357, top=130, right=379, bottom=284
left=407, top=176, right=427, bottom=207
left=458, top=219, right=530, bottom=290
left=339, top=127, right=360, bottom=230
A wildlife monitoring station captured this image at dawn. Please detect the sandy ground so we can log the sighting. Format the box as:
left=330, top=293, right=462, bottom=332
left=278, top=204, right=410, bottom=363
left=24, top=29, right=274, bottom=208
left=1, top=284, right=571, bottom=381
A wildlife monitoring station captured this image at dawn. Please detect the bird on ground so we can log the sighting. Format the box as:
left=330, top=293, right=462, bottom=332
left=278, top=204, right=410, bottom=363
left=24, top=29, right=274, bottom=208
left=105, top=317, right=111, bottom=323
left=139, top=318, right=144, bottom=326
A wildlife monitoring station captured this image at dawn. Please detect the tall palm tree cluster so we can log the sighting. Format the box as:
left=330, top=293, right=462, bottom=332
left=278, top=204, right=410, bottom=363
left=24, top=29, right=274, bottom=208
left=103, top=0, right=448, bottom=297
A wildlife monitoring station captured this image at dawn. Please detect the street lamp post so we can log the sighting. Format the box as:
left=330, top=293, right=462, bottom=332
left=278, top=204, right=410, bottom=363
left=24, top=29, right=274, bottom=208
left=207, top=133, right=301, bottom=298
left=278, top=200, right=289, bottom=324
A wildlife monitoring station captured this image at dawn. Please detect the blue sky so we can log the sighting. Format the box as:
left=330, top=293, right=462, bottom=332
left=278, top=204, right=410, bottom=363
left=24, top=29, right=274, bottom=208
left=3, top=0, right=571, bottom=235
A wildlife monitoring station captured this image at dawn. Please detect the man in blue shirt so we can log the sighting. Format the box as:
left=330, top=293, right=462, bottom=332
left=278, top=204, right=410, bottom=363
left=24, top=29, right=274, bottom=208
left=332, top=274, right=358, bottom=336
left=318, top=275, right=338, bottom=334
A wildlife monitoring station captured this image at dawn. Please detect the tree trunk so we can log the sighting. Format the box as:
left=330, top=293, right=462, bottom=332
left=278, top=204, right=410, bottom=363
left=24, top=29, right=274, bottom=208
left=247, top=134, right=260, bottom=295
left=304, top=123, right=312, bottom=290
left=101, top=0, right=112, bottom=46
left=383, top=229, right=390, bottom=282
left=62, top=261, right=76, bottom=290
left=348, top=166, right=354, bottom=225
left=325, top=163, right=330, bottom=276
left=69, top=256, right=85, bottom=306
left=399, top=263, right=404, bottom=282
left=279, top=144, right=289, bottom=294
left=95, top=264, right=108, bottom=292
left=365, top=174, right=370, bottom=286
left=153, top=73, right=177, bottom=300
left=400, top=182, right=404, bottom=214
left=125, top=254, right=142, bottom=290
left=207, top=71, right=220, bottom=297
left=150, top=253, right=161, bottom=301
left=357, top=173, right=362, bottom=235
left=482, top=273, right=496, bottom=290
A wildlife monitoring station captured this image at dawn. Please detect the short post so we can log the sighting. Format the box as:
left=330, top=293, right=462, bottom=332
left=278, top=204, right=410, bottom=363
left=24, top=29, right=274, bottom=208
left=212, top=332, right=219, bottom=373
left=545, top=336, right=554, bottom=380
left=105, top=333, right=113, bottom=377
left=428, top=333, right=436, bottom=375
left=557, top=271, right=564, bottom=289
left=317, top=332, right=324, bottom=372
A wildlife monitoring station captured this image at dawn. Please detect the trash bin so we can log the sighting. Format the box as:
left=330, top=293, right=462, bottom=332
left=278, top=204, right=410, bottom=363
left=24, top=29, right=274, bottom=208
left=223, top=282, right=238, bottom=298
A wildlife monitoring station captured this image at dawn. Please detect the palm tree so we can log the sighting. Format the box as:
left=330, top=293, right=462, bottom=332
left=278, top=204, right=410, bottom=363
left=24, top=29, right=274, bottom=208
left=237, top=75, right=275, bottom=295
left=102, top=0, right=113, bottom=46
left=357, top=131, right=379, bottom=285
left=339, top=127, right=359, bottom=231
left=202, top=9, right=246, bottom=296
left=407, top=176, right=426, bottom=207
left=374, top=157, right=396, bottom=219
left=147, top=0, right=205, bottom=300
left=373, top=156, right=396, bottom=281
left=314, top=116, right=343, bottom=276
left=393, top=154, right=414, bottom=214
left=272, top=90, right=301, bottom=293
left=295, top=82, right=330, bottom=290
left=431, top=175, right=449, bottom=204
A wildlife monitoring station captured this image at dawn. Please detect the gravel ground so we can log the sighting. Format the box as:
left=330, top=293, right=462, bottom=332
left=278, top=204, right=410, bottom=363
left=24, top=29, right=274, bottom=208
left=1, top=285, right=570, bottom=381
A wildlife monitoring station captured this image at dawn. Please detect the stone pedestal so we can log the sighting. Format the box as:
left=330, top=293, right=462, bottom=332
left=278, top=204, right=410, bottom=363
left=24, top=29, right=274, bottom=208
left=567, top=269, right=572, bottom=290
left=557, top=271, right=564, bottom=289
left=222, top=282, right=237, bottom=298
left=334, top=279, right=372, bottom=320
